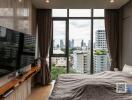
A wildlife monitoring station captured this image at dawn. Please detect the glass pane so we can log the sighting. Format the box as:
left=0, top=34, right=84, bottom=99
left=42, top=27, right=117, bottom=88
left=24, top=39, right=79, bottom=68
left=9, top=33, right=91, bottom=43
left=69, top=9, right=91, bottom=17
left=17, top=8, right=29, bottom=17
left=0, top=8, right=13, bottom=16
left=0, top=18, right=14, bottom=29
left=17, top=20, right=29, bottom=33
left=93, top=9, right=104, bottom=17
left=69, top=19, right=91, bottom=74
left=52, top=9, right=67, bottom=17
left=51, top=57, right=67, bottom=80
left=53, top=21, right=66, bottom=54
left=93, top=19, right=110, bottom=74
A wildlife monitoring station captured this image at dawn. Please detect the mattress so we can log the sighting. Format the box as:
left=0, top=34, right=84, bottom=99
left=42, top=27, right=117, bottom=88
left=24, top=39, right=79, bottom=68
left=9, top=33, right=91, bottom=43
left=49, top=71, right=132, bottom=100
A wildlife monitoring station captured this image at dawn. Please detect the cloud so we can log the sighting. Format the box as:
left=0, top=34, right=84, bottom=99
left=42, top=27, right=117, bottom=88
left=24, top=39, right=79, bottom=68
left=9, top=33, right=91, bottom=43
left=70, top=20, right=91, bottom=28
left=53, top=19, right=105, bottom=46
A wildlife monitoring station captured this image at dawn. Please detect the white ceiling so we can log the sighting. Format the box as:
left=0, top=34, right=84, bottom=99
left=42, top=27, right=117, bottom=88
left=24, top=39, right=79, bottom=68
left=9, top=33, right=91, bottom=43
left=32, top=0, right=130, bottom=9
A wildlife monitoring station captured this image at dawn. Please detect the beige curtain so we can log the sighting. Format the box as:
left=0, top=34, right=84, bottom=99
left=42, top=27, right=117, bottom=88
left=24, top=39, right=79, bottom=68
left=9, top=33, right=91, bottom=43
left=37, top=9, right=52, bottom=85
left=105, top=9, right=120, bottom=71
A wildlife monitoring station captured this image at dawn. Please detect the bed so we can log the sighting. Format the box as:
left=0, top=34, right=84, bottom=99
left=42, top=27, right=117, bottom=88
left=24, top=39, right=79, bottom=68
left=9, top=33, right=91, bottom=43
left=49, top=65, right=132, bottom=100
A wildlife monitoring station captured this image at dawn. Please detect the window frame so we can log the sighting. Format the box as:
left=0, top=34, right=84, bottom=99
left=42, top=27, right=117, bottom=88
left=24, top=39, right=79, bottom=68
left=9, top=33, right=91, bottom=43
left=50, top=9, right=105, bottom=74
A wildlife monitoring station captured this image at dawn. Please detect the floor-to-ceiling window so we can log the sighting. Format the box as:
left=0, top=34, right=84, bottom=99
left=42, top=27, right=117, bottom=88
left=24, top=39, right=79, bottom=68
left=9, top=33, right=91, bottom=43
left=50, top=9, right=110, bottom=80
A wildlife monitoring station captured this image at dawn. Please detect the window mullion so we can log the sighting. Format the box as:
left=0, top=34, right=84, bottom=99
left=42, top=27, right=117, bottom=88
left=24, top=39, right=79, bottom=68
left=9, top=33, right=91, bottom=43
left=66, top=9, right=69, bottom=73
left=90, top=9, right=94, bottom=74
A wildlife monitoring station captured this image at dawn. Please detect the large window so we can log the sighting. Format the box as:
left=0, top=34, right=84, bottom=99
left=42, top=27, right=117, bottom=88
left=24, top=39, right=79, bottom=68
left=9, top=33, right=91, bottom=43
left=51, top=9, right=110, bottom=79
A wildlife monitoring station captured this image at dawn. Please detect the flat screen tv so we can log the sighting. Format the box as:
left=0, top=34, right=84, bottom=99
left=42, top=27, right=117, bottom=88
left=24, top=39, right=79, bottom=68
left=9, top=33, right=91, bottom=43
left=0, top=26, right=36, bottom=77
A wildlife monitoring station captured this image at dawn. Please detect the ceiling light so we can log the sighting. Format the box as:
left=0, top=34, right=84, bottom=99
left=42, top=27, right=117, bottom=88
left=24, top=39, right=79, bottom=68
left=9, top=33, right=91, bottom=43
left=46, top=0, right=50, bottom=3
left=19, top=0, right=22, bottom=2
left=110, top=0, right=115, bottom=3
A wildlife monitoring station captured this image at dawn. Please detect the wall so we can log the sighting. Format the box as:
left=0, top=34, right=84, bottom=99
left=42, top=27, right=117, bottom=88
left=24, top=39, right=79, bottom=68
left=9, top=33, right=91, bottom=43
left=120, top=0, right=132, bottom=68
left=0, top=0, right=36, bottom=35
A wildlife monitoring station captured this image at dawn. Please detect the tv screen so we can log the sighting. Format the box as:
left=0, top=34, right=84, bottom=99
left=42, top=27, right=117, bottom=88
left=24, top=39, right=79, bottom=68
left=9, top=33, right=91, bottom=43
left=0, top=26, right=36, bottom=77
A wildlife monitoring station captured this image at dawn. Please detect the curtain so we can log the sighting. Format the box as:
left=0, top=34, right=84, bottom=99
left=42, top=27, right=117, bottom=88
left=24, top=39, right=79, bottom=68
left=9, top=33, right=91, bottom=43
left=37, top=9, right=52, bottom=85
left=105, top=9, right=120, bottom=71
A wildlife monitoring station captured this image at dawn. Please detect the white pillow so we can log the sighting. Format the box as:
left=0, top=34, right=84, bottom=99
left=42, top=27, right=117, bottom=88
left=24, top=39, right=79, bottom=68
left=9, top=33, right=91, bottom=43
left=122, top=64, right=132, bottom=74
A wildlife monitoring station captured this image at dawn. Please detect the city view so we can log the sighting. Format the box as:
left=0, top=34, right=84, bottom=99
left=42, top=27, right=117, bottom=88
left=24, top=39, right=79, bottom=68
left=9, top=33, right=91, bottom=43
left=51, top=9, right=111, bottom=80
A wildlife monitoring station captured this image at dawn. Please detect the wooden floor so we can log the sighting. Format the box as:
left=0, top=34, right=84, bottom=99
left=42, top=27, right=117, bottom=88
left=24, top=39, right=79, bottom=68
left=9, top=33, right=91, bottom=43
left=27, top=81, right=55, bottom=100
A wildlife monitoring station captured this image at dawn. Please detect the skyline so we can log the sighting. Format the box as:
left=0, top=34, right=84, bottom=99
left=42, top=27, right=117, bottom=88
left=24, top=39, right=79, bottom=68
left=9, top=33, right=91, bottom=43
left=53, top=28, right=105, bottom=48
left=53, top=20, right=105, bottom=47
left=53, top=9, right=105, bottom=47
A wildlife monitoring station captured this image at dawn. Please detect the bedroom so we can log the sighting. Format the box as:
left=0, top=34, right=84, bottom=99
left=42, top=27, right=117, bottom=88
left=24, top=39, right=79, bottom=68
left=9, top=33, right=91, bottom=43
left=0, top=0, right=132, bottom=100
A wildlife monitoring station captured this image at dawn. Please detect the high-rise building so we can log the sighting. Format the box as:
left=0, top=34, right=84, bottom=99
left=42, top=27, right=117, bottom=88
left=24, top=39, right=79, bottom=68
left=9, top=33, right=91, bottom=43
left=60, top=40, right=64, bottom=48
left=81, top=40, right=84, bottom=47
left=88, top=40, right=91, bottom=49
left=94, top=30, right=110, bottom=73
left=95, top=30, right=107, bottom=49
left=73, top=50, right=91, bottom=74
left=69, top=40, right=71, bottom=48
left=71, top=39, right=74, bottom=48
left=57, top=44, right=59, bottom=48
left=94, top=54, right=109, bottom=73
left=69, top=39, right=74, bottom=49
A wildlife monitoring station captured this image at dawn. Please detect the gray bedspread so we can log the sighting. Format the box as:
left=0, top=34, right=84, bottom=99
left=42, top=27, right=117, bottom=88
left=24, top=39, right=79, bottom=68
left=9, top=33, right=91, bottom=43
left=49, top=71, right=132, bottom=100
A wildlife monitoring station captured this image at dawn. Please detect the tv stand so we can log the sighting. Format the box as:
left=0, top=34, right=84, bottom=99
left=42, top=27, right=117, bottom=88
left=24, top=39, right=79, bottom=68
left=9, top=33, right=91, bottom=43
left=0, top=66, right=41, bottom=100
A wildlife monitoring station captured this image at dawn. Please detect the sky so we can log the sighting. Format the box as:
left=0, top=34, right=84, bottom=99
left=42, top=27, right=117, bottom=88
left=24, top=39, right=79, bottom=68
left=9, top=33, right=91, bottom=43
left=53, top=9, right=105, bottom=47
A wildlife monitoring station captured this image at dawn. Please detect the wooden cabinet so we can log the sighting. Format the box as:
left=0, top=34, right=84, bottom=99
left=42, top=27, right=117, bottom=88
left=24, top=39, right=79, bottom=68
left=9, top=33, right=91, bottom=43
left=2, top=78, right=31, bottom=100
left=0, top=67, right=40, bottom=100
